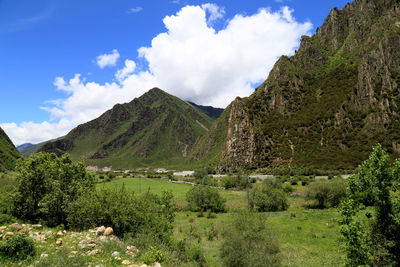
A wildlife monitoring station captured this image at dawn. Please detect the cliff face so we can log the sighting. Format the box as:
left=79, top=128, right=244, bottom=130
left=196, top=0, right=400, bottom=171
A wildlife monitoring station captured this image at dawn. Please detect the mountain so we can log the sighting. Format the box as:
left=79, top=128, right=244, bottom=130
left=40, top=88, right=214, bottom=169
left=17, top=142, right=46, bottom=157
left=192, top=0, right=400, bottom=171
left=187, top=102, right=224, bottom=119
left=0, top=127, right=21, bottom=170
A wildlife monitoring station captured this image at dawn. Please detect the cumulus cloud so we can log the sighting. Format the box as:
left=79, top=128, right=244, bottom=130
left=2, top=4, right=312, bottom=145
left=96, top=49, right=120, bottom=68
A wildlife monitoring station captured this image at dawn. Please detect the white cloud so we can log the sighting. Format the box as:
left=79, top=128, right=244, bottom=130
left=96, top=49, right=120, bottom=68
left=115, top=60, right=136, bottom=81
left=128, top=7, right=143, bottom=13
left=2, top=4, right=312, bottom=145
left=201, top=3, right=225, bottom=24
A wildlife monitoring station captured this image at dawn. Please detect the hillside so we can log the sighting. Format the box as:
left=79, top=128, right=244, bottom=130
left=17, top=142, right=47, bottom=157
left=0, top=127, right=21, bottom=170
left=192, top=0, right=400, bottom=171
left=187, top=101, right=224, bottom=119
left=40, top=88, right=214, bottom=169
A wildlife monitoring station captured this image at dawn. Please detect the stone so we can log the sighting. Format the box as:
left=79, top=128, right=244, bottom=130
left=57, top=230, right=64, bottom=237
left=88, top=249, right=100, bottom=256
left=122, top=260, right=131, bottom=265
left=11, top=222, right=23, bottom=231
left=19, top=227, right=29, bottom=235
left=95, top=226, right=106, bottom=236
left=152, top=263, right=162, bottom=267
left=111, top=251, right=120, bottom=257
left=104, top=227, right=114, bottom=236
left=56, top=238, right=63, bottom=246
left=4, top=232, right=14, bottom=238
left=88, top=243, right=96, bottom=248
left=32, top=224, right=43, bottom=229
left=126, top=245, right=139, bottom=255
left=40, top=254, right=48, bottom=258
left=71, top=251, right=78, bottom=254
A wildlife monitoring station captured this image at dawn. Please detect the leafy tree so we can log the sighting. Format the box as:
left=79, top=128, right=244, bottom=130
left=12, top=152, right=94, bottom=226
left=186, top=186, right=226, bottom=212
left=220, top=211, right=281, bottom=267
left=339, top=145, right=400, bottom=266
left=193, top=169, right=210, bottom=185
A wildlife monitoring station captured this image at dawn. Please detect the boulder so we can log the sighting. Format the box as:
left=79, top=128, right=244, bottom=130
left=56, top=238, right=63, bottom=246
left=122, top=260, right=131, bottom=265
left=96, top=226, right=106, bottom=236
left=19, top=227, right=29, bottom=235
left=88, top=249, right=100, bottom=256
left=32, top=224, right=43, bottom=229
left=104, top=227, right=114, bottom=236
left=11, top=223, right=23, bottom=231
left=126, top=245, right=139, bottom=255
left=57, top=230, right=64, bottom=237
left=4, top=232, right=14, bottom=238
left=153, top=263, right=162, bottom=267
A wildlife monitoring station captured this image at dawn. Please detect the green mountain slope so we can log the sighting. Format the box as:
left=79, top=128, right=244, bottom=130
left=40, top=88, right=214, bottom=169
left=192, top=0, right=400, bottom=171
left=0, top=127, right=21, bottom=170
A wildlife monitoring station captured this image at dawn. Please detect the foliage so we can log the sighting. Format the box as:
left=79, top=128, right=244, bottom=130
left=223, top=175, right=248, bottom=190
left=141, top=246, right=166, bottom=265
left=339, top=145, right=400, bottom=266
left=11, top=153, right=94, bottom=227
left=0, top=235, right=36, bottom=261
left=0, top=127, right=21, bottom=171
left=193, top=169, right=211, bottom=185
left=220, top=211, right=281, bottom=267
left=186, top=186, right=226, bottom=213
left=305, top=180, right=347, bottom=209
left=249, top=179, right=289, bottom=212
left=67, top=186, right=175, bottom=242
left=0, top=172, right=17, bottom=215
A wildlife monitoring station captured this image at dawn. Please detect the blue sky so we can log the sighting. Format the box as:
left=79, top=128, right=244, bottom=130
left=0, top=0, right=350, bottom=145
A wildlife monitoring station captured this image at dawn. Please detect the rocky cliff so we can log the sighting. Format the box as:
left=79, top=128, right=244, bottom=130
left=193, top=0, right=400, bottom=171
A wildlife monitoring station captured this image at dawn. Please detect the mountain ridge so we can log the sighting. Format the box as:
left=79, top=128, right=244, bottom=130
left=0, top=127, right=21, bottom=170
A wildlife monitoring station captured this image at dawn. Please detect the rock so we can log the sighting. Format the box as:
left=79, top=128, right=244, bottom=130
left=57, top=230, right=64, bottom=237
left=104, top=227, right=114, bottom=236
left=40, top=254, right=48, bottom=258
left=111, top=251, right=120, bottom=257
left=71, top=251, right=78, bottom=254
left=56, top=238, right=63, bottom=246
left=152, top=263, right=162, bottom=267
left=32, top=224, right=43, bottom=229
left=88, top=243, right=96, bottom=248
left=0, top=226, right=6, bottom=230
left=126, top=245, right=139, bottom=255
left=19, top=227, right=29, bottom=235
left=95, top=226, right=106, bottom=236
left=11, top=222, right=23, bottom=231
left=4, top=232, right=14, bottom=238
left=122, top=260, right=131, bottom=265
left=88, top=249, right=100, bottom=256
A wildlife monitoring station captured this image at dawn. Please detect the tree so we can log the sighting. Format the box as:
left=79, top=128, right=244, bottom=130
left=249, top=179, right=288, bottom=212
left=12, top=153, right=94, bottom=226
left=186, top=186, right=226, bottom=212
left=339, top=144, right=400, bottom=266
left=305, top=180, right=346, bottom=209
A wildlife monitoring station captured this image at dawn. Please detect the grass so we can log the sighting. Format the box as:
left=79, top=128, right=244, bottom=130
left=98, top=178, right=344, bottom=266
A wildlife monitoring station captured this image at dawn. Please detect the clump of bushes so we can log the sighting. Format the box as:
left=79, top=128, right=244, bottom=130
left=305, top=180, right=347, bottom=209
left=12, top=153, right=95, bottom=227
left=249, top=179, right=289, bottom=212
left=67, top=187, right=175, bottom=242
left=220, top=211, right=281, bottom=267
left=222, top=175, right=248, bottom=190
left=0, top=235, right=36, bottom=261
left=186, top=186, right=226, bottom=213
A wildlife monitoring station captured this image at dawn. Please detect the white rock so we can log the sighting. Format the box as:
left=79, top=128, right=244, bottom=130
left=112, top=251, right=120, bottom=257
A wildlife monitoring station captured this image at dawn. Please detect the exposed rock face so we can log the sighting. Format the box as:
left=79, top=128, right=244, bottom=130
left=199, top=0, right=400, bottom=171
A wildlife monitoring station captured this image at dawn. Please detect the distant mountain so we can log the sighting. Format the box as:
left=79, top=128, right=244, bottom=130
left=0, top=127, right=21, bottom=170
left=192, top=0, right=400, bottom=171
left=17, top=142, right=46, bottom=157
left=187, top=102, right=224, bottom=119
left=40, top=88, right=214, bottom=169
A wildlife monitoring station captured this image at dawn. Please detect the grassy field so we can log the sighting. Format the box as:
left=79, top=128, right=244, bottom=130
left=98, top=177, right=345, bottom=266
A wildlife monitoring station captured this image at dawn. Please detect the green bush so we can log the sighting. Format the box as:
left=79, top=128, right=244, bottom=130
left=67, top=186, right=175, bottom=242
left=250, top=187, right=288, bottom=212
left=223, top=175, right=247, bottom=190
left=0, top=214, right=17, bottom=225
left=141, top=246, right=166, bottom=265
left=0, top=235, right=36, bottom=261
left=305, top=180, right=347, bottom=209
left=0, top=173, right=17, bottom=215
left=220, top=211, right=281, bottom=267
left=186, top=186, right=226, bottom=212
left=12, top=153, right=95, bottom=227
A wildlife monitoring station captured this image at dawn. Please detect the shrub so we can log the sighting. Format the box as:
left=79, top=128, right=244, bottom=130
left=11, top=153, right=94, bottom=227
left=223, top=175, right=247, bottom=190
left=186, top=186, right=226, bottom=213
left=67, top=186, right=175, bottom=242
left=141, top=246, right=166, bottom=265
left=0, top=214, right=17, bottom=225
left=250, top=187, right=288, bottom=212
left=0, top=173, right=17, bottom=215
left=0, top=235, right=36, bottom=260
left=282, top=183, right=294, bottom=193
left=305, top=180, right=346, bottom=209
left=220, top=211, right=281, bottom=267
